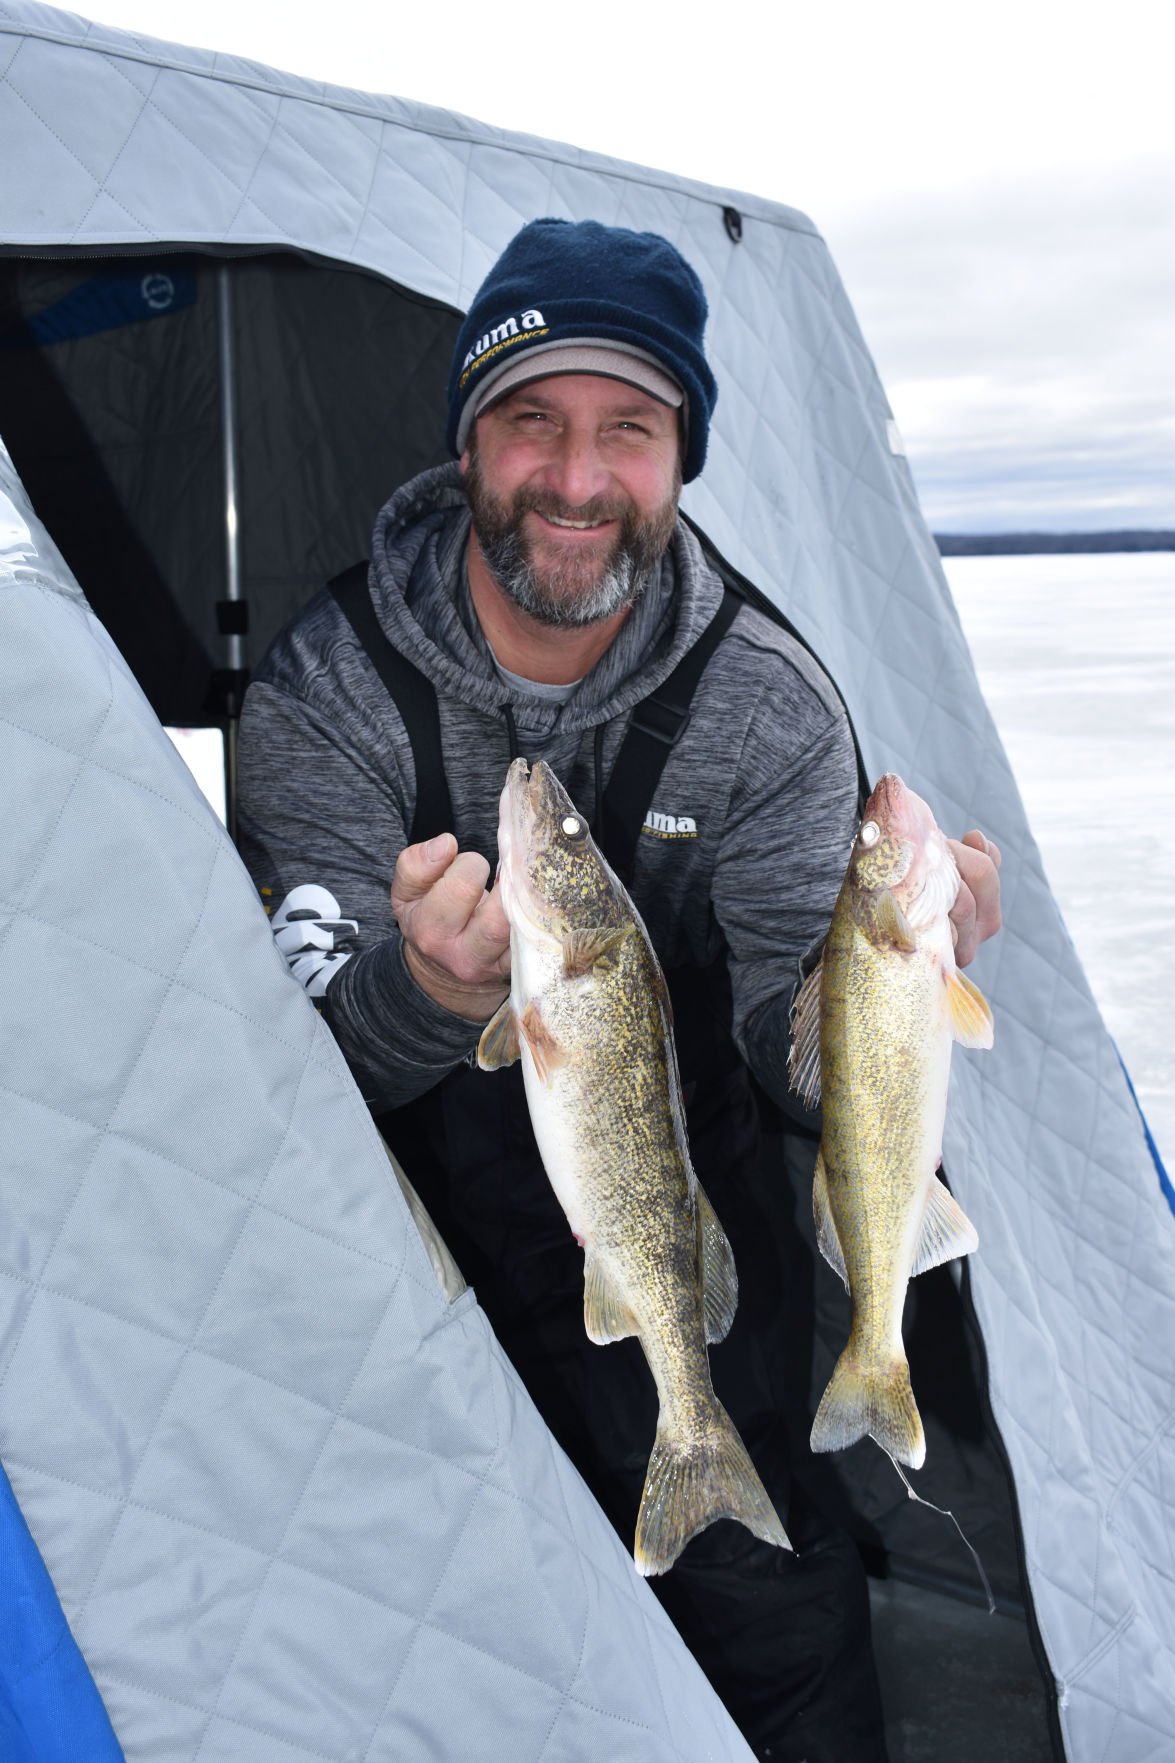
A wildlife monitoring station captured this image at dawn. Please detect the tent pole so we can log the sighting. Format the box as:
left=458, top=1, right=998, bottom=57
left=217, top=263, right=245, bottom=843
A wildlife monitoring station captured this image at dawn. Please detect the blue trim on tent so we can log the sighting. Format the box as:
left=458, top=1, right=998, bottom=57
left=0, top=266, right=196, bottom=351
left=0, top=1462, right=125, bottom=1762
left=1050, top=898, right=1172, bottom=1215
left=1115, top=1050, right=1175, bottom=1216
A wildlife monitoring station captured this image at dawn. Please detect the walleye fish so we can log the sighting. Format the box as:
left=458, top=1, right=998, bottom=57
left=788, top=773, right=994, bottom=1469
left=479, top=757, right=790, bottom=1575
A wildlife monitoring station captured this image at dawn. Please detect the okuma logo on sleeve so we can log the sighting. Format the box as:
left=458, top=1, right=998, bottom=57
left=642, top=809, right=699, bottom=840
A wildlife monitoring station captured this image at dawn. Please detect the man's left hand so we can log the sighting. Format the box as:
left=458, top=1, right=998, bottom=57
left=948, top=830, right=1002, bottom=967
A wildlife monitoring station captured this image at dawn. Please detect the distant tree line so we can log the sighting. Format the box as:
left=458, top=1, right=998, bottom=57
left=935, top=531, right=1175, bottom=556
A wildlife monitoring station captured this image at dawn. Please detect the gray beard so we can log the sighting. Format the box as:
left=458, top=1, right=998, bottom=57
left=475, top=527, right=650, bottom=628
left=465, top=452, right=679, bottom=630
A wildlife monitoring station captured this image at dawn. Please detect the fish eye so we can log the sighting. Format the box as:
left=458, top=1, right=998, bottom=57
left=560, top=814, right=587, bottom=840
left=859, top=820, right=880, bottom=847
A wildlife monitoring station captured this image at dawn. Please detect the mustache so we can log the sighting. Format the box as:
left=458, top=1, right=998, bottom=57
left=511, top=486, right=633, bottom=527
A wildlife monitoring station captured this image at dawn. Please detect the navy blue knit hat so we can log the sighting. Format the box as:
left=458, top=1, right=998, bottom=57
left=447, top=218, right=717, bottom=483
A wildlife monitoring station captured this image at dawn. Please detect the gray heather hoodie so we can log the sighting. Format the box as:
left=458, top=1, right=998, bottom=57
left=237, top=463, right=858, bottom=1111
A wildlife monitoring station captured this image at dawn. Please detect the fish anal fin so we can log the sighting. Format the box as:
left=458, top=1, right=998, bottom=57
left=583, top=1250, right=638, bottom=1345
left=810, top=1350, right=926, bottom=1470
left=696, top=1180, right=738, bottom=1344
left=945, top=967, right=995, bottom=1049
left=812, top=1151, right=849, bottom=1290
left=562, top=924, right=630, bottom=980
left=477, top=999, right=520, bottom=1071
left=788, top=959, right=823, bottom=1109
left=911, top=1174, right=979, bottom=1277
left=874, top=889, right=917, bottom=952
left=518, top=1001, right=564, bottom=1087
left=634, top=1403, right=792, bottom=1576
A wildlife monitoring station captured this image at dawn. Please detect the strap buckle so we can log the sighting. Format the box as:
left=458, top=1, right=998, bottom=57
left=627, top=694, right=691, bottom=748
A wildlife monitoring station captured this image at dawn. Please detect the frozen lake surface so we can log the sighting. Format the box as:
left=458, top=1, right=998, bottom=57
left=944, top=551, right=1174, bottom=1179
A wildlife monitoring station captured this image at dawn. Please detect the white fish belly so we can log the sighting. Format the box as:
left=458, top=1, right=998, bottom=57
left=885, top=1023, right=955, bottom=1341
left=844, top=963, right=955, bottom=1356
left=522, top=1051, right=593, bottom=1243
left=510, top=938, right=599, bottom=1246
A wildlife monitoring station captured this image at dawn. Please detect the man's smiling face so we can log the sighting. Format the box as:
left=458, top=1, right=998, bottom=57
left=460, top=373, right=682, bottom=628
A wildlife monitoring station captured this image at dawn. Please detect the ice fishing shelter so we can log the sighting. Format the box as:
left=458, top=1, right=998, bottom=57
left=2, top=3, right=1174, bottom=1758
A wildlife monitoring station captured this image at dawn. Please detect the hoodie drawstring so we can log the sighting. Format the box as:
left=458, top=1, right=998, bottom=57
left=593, top=724, right=605, bottom=836
left=502, top=702, right=520, bottom=764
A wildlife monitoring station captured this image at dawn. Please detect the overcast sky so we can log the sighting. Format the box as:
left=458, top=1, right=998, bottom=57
left=80, top=0, right=1175, bottom=533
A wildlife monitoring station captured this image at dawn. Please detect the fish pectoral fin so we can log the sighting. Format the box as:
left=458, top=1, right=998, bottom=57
left=911, top=1174, right=979, bottom=1277
left=874, top=888, right=918, bottom=952
left=477, top=999, right=520, bottom=1070
left=697, top=1180, right=738, bottom=1344
left=562, top=924, right=631, bottom=980
left=583, top=1251, right=639, bottom=1344
left=518, top=1000, right=564, bottom=1087
left=787, top=958, right=823, bottom=1109
left=945, top=968, right=995, bottom=1049
left=812, top=1151, right=850, bottom=1290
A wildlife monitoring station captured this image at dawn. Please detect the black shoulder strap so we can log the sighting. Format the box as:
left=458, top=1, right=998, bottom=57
left=681, top=510, right=870, bottom=815
left=328, top=561, right=455, bottom=846
left=329, top=561, right=741, bottom=872
left=597, top=586, right=741, bottom=882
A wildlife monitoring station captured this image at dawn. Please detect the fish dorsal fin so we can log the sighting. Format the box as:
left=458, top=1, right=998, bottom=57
left=788, top=959, right=823, bottom=1109
left=562, top=924, right=630, bottom=980
left=477, top=998, right=520, bottom=1071
left=584, top=1249, right=639, bottom=1344
left=696, top=1180, right=738, bottom=1344
left=812, top=1151, right=849, bottom=1290
left=945, top=968, right=995, bottom=1049
left=911, top=1174, right=979, bottom=1277
left=873, top=889, right=917, bottom=952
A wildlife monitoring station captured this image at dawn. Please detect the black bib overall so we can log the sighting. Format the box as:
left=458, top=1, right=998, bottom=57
left=331, top=566, right=887, bottom=1763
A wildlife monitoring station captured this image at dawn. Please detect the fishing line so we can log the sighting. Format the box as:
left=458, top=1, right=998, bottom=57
left=882, top=1450, right=996, bottom=1615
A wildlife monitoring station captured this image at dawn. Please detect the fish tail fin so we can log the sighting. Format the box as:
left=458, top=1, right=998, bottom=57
left=634, top=1405, right=792, bottom=1577
left=810, top=1350, right=926, bottom=1469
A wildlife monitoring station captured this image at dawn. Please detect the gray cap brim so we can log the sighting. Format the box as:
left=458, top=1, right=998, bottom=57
left=456, top=340, right=685, bottom=454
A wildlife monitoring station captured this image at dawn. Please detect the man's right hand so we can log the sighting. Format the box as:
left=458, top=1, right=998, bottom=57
left=391, top=833, right=511, bottom=1021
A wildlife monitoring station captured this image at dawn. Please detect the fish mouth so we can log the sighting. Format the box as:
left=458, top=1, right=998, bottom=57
left=499, top=758, right=622, bottom=949
left=863, top=772, right=959, bottom=924
left=498, top=759, right=567, bottom=949
left=525, top=756, right=574, bottom=822
left=501, top=756, right=565, bottom=842
left=864, top=773, right=934, bottom=850
left=865, top=772, right=911, bottom=825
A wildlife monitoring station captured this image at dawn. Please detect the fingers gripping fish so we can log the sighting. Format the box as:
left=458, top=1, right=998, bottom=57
left=789, top=773, right=994, bottom=1470
left=479, top=758, right=791, bottom=1575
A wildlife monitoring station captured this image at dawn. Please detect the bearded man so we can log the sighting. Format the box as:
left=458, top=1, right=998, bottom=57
left=237, top=217, right=1001, bottom=1763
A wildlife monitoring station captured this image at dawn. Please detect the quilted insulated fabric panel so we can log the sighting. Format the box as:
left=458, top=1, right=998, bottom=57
left=2, top=3, right=1175, bottom=1758
left=0, top=440, right=754, bottom=1759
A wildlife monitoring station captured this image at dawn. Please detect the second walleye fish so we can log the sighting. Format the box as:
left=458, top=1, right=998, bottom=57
left=479, top=757, right=790, bottom=1576
left=789, top=773, right=994, bottom=1469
